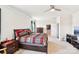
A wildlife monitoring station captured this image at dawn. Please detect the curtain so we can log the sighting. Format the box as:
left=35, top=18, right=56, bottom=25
left=31, top=20, right=36, bottom=33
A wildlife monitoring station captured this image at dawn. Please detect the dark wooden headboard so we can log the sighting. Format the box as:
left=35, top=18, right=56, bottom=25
left=14, top=29, right=32, bottom=40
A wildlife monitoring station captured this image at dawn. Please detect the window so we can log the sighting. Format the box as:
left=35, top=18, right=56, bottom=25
left=74, top=26, right=79, bottom=36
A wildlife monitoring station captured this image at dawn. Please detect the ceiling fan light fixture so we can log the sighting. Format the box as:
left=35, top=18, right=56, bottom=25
left=50, top=9, right=55, bottom=11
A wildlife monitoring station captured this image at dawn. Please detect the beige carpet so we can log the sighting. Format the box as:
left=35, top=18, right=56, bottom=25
left=48, top=41, right=63, bottom=54
left=15, top=49, right=45, bottom=54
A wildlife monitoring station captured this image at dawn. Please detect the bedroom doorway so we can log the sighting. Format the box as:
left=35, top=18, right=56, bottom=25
left=56, top=16, right=60, bottom=39
left=57, top=23, right=59, bottom=39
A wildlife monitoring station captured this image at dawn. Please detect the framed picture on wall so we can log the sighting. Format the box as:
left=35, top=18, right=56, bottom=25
left=46, top=25, right=51, bottom=30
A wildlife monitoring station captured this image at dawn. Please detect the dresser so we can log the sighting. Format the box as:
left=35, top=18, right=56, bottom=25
left=66, top=34, right=79, bottom=49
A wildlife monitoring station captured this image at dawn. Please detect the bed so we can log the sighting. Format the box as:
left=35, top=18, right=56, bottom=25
left=14, top=29, right=48, bottom=53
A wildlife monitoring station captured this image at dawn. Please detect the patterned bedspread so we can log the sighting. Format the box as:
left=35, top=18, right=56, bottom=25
left=18, top=33, right=47, bottom=46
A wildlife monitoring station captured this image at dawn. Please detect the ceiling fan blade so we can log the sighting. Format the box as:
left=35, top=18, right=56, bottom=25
left=55, top=8, right=61, bottom=11
left=44, top=5, right=61, bottom=12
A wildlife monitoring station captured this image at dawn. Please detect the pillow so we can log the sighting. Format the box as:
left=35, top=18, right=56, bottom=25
left=18, top=30, right=28, bottom=36
left=14, top=29, right=32, bottom=38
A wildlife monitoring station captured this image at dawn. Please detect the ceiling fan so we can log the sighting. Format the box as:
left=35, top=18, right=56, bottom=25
left=44, top=5, right=61, bottom=12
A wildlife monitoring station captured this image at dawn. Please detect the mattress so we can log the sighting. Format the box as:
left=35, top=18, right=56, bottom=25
left=19, top=33, right=47, bottom=46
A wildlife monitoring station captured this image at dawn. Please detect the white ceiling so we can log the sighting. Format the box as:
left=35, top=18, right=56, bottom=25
left=12, top=5, right=79, bottom=20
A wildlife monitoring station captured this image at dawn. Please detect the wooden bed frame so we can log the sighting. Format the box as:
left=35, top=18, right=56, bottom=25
left=14, top=29, right=48, bottom=53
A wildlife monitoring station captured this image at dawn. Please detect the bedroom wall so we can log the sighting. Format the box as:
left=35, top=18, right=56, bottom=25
left=60, top=14, right=73, bottom=40
left=35, top=14, right=73, bottom=41
left=72, top=11, right=79, bottom=39
left=1, top=5, right=31, bottom=41
left=36, top=17, right=57, bottom=38
left=60, top=11, right=79, bottom=41
left=72, top=11, right=79, bottom=28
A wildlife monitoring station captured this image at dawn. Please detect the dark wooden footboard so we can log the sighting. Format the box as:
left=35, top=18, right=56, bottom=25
left=19, top=44, right=47, bottom=53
